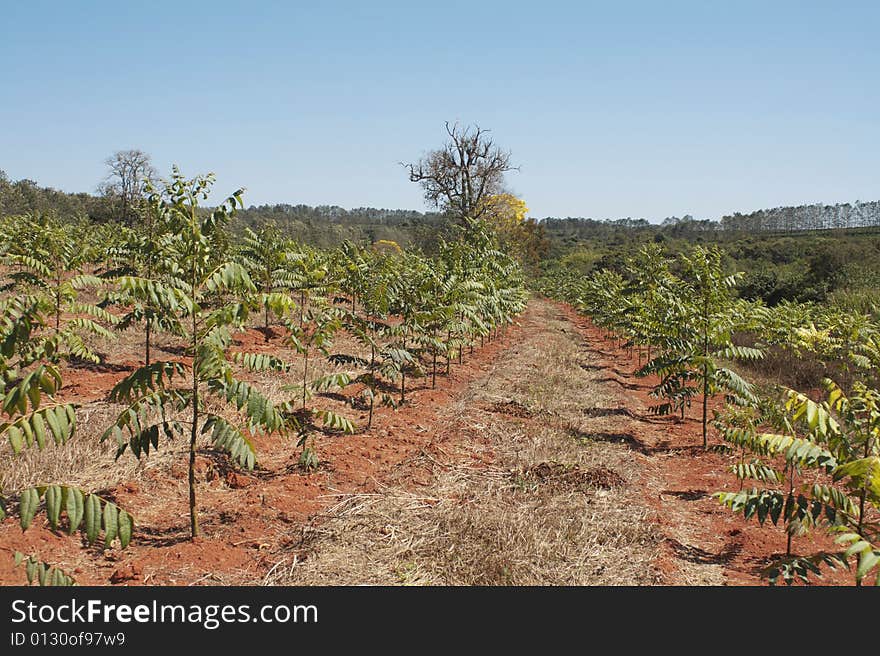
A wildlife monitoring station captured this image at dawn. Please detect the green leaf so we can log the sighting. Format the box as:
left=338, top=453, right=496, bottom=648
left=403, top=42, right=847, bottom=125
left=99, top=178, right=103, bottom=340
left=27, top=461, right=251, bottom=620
left=118, top=510, right=133, bottom=549
left=844, top=540, right=870, bottom=559
left=103, top=502, right=118, bottom=548
left=202, top=415, right=257, bottom=469
left=44, top=408, right=63, bottom=445
left=6, top=426, right=24, bottom=454
left=19, top=488, right=40, bottom=530
left=857, top=551, right=880, bottom=581
left=32, top=413, right=46, bottom=449
left=66, top=488, right=84, bottom=534
left=27, top=375, right=41, bottom=411
left=45, top=485, right=62, bottom=529
left=84, top=494, right=101, bottom=545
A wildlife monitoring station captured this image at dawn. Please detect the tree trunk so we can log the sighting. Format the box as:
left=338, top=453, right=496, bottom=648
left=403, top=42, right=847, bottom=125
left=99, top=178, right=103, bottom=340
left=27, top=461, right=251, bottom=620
left=855, top=437, right=872, bottom=586
left=401, top=337, right=407, bottom=404
left=189, top=385, right=200, bottom=539
left=701, top=298, right=710, bottom=449
left=302, top=349, right=309, bottom=410
left=432, top=328, right=437, bottom=388
left=264, top=301, right=270, bottom=343
left=189, top=293, right=200, bottom=540
left=702, top=364, right=709, bottom=449
left=786, top=465, right=795, bottom=556
left=446, top=330, right=452, bottom=374
left=54, top=279, right=61, bottom=334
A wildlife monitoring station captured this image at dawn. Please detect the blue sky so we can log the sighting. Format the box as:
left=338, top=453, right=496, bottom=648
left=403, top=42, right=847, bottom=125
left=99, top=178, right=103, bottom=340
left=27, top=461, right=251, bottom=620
left=2, top=1, right=878, bottom=221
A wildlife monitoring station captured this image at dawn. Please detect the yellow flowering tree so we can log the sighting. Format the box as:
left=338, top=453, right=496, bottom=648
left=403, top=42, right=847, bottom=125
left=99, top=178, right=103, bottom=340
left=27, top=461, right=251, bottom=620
left=480, top=193, right=548, bottom=266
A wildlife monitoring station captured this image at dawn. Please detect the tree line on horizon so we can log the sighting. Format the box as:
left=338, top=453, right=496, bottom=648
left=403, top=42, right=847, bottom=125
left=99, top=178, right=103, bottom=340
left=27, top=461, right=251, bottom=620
left=3, top=148, right=879, bottom=262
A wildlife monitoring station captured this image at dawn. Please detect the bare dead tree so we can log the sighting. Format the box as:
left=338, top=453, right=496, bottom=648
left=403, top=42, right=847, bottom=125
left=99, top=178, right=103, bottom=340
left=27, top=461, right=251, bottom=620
left=99, top=149, right=157, bottom=224
left=404, top=122, right=517, bottom=227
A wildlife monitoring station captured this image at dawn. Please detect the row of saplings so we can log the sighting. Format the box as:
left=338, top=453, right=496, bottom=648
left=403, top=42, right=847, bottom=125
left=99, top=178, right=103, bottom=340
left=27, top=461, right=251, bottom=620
left=0, top=169, right=528, bottom=585
left=545, top=243, right=880, bottom=586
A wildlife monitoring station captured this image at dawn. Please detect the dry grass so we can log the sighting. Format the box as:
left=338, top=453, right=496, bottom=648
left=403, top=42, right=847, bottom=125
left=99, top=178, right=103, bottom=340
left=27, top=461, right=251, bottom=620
left=0, top=401, right=183, bottom=497
left=261, top=300, right=661, bottom=586
left=0, top=309, right=370, bottom=500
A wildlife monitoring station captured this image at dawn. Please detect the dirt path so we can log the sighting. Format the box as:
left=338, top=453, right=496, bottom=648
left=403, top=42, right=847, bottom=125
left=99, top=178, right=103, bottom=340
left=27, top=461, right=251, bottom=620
left=266, top=297, right=658, bottom=585
left=0, top=297, right=849, bottom=585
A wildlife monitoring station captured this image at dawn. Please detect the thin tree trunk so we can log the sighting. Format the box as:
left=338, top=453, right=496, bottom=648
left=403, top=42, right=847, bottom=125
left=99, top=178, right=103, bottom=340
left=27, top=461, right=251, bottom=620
left=189, top=376, right=200, bottom=539
left=55, top=276, right=61, bottom=333
left=145, top=244, right=154, bottom=364
left=702, top=297, right=710, bottom=449
left=189, top=282, right=200, bottom=539
left=855, top=437, right=872, bottom=586
left=432, top=328, right=437, bottom=388
left=401, top=335, right=407, bottom=403
left=702, top=364, right=709, bottom=449
left=446, top=330, right=451, bottom=374
left=264, top=286, right=270, bottom=342
left=302, top=348, right=309, bottom=410
left=786, top=465, right=795, bottom=556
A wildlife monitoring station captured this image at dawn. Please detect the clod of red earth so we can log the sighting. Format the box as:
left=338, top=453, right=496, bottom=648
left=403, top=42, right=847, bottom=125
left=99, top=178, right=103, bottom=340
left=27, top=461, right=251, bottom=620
left=109, top=562, right=143, bottom=584
left=224, top=471, right=253, bottom=489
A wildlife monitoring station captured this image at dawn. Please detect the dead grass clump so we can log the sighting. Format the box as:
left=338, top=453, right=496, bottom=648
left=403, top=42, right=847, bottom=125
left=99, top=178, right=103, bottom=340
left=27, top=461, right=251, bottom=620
left=487, top=400, right=532, bottom=418
left=516, top=462, right=625, bottom=493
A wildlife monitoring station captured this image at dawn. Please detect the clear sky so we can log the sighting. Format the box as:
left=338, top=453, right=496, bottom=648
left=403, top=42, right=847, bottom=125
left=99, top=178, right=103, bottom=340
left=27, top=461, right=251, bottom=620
left=2, top=1, right=878, bottom=221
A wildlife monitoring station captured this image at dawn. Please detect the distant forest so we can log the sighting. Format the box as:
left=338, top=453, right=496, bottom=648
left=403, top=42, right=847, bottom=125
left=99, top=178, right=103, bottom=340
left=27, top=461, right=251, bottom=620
left=0, top=170, right=450, bottom=250
left=542, top=199, right=880, bottom=239
left=2, top=169, right=878, bottom=252
left=233, top=203, right=450, bottom=250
